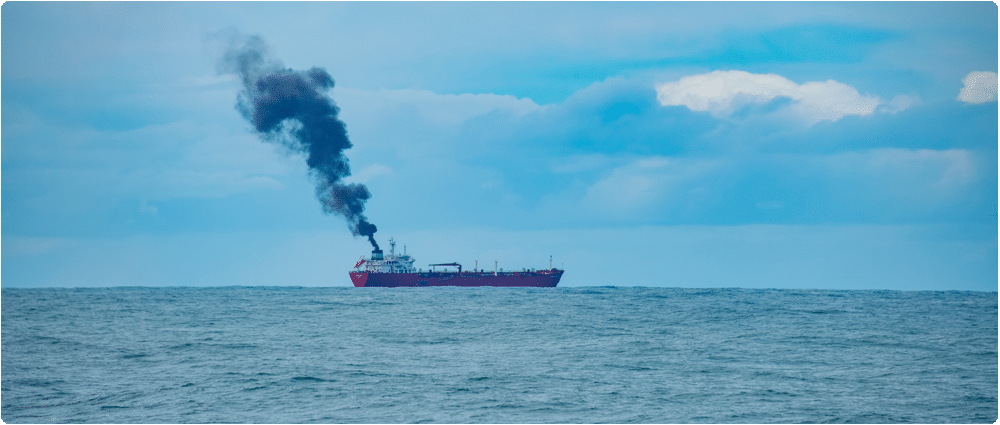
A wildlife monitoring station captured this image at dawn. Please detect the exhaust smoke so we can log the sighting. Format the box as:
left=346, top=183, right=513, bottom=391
left=218, top=31, right=379, bottom=250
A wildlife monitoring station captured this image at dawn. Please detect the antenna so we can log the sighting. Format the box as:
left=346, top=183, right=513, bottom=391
left=475, top=260, right=478, bottom=272
left=389, top=238, right=395, bottom=256
left=549, top=255, right=552, bottom=270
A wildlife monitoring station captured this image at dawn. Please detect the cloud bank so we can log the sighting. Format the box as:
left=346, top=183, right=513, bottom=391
left=655, top=70, right=882, bottom=124
left=957, top=71, right=998, bottom=104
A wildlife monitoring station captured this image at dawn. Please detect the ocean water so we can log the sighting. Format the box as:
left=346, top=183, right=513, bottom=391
left=1, top=286, right=996, bottom=423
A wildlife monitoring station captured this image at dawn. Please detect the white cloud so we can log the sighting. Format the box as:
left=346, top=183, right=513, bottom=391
left=655, top=70, right=882, bottom=124
left=957, top=71, right=998, bottom=104
left=878, top=94, right=922, bottom=114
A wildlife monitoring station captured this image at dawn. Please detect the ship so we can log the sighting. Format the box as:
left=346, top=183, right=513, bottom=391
left=350, top=238, right=564, bottom=287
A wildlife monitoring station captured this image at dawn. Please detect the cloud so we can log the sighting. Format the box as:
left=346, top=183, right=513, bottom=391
left=857, top=148, right=976, bottom=191
left=3, top=111, right=293, bottom=204
left=448, top=77, right=721, bottom=161
left=580, top=156, right=726, bottom=219
left=878, top=94, right=922, bottom=114
left=794, top=148, right=982, bottom=220
left=335, top=87, right=542, bottom=128
left=321, top=77, right=992, bottom=231
left=345, top=163, right=393, bottom=184
left=655, top=70, right=882, bottom=124
left=957, top=71, right=998, bottom=104
left=330, top=87, right=546, bottom=162
left=568, top=147, right=986, bottom=226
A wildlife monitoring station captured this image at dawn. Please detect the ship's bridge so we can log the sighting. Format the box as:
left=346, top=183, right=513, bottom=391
left=357, top=238, right=416, bottom=273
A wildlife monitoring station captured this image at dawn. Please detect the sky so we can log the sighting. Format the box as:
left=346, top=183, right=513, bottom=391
left=2, top=2, right=997, bottom=290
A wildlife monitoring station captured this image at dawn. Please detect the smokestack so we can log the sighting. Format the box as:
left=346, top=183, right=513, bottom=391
left=218, top=31, right=379, bottom=250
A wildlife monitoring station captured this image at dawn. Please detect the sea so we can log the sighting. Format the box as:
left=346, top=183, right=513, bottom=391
left=1, top=286, right=996, bottom=424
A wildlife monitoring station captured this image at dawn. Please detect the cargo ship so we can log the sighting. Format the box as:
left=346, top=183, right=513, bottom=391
left=350, top=239, right=563, bottom=287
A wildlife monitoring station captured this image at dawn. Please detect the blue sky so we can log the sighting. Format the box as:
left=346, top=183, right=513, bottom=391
left=3, top=2, right=997, bottom=290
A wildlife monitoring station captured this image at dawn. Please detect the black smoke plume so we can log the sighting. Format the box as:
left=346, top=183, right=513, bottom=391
left=218, top=32, right=378, bottom=251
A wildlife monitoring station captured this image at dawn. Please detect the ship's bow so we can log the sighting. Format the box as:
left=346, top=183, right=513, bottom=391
left=350, top=272, right=369, bottom=287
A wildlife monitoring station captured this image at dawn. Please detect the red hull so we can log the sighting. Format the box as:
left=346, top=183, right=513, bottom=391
left=350, top=270, right=563, bottom=287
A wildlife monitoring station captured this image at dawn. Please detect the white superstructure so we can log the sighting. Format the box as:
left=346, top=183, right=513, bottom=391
left=354, top=238, right=416, bottom=273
